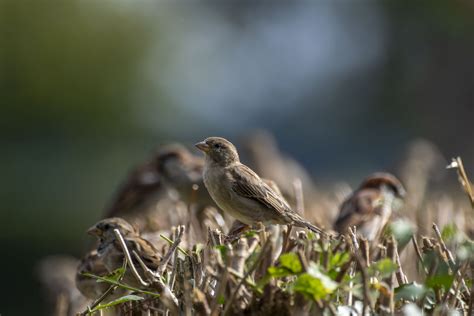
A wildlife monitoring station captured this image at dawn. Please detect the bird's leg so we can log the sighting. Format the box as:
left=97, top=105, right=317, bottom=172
left=256, top=222, right=267, bottom=244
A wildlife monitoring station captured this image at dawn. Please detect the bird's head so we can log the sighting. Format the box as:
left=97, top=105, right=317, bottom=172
left=359, top=172, right=406, bottom=199
left=195, top=137, right=240, bottom=166
left=154, top=144, right=203, bottom=183
left=87, top=217, right=138, bottom=242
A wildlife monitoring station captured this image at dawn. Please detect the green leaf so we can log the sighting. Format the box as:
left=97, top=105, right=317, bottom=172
left=388, top=219, right=415, bottom=248
left=279, top=253, right=302, bottom=274
left=268, top=266, right=293, bottom=278
left=90, top=295, right=144, bottom=312
left=456, top=240, right=474, bottom=261
left=426, top=274, right=454, bottom=291
left=99, top=267, right=126, bottom=283
left=307, top=263, right=338, bottom=291
left=294, top=265, right=337, bottom=301
left=82, top=273, right=160, bottom=298
left=267, top=253, right=302, bottom=278
left=193, top=243, right=205, bottom=255
left=370, top=259, right=398, bottom=279
left=329, top=252, right=351, bottom=269
left=395, top=282, right=427, bottom=301
left=215, top=245, right=228, bottom=258
left=244, top=230, right=258, bottom=238
left=441, top=224, right=458, bottom=241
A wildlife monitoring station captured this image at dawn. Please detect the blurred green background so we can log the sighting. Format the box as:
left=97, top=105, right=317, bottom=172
left=1, top=1, right=474, bottom=314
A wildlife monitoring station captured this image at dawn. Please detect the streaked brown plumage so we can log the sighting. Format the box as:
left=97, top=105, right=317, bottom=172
left=334, top=172, right=406, bottom=242
left=195, top=137, right=326, bottom=236
left=76, top=250, right=127, bottom=300
left=87, top=217, right=161, bottom=288
left=104, top=144, right=210, bottom=231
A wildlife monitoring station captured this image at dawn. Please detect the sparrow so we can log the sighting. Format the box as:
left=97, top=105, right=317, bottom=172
left=75, top=250, right=128, bottom=300
left=333, top=172, right=406, bottom=242
left=195, top=137, right=326, bottom=236
left=104, top=144, right=211, bottom=232
left=87, top=217, right=162, bottom=288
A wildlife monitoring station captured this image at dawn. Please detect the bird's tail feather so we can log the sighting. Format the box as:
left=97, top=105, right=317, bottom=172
left=293, top=219, right=327, bottom=237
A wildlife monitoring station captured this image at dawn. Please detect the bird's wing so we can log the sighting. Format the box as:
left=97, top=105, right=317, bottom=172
left=125, top=236, right=161, bottom=270
left=104, top=161, right=162, bottom=217
left=334, top=189, right=383, bottom=231
left=229, top=164, right=292, bottom=218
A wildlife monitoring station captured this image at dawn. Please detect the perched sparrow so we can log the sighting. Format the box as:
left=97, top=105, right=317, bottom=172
left=195, top=137, right=326, bottom=235
left=76, top=250, right=128, bottom=300
left=334, top=172, right=406, bottom=242
left=227, top=179, right=286, bottom=238
left=156, top=144, right=206, bottom=203
left=87, top=217, right=161, bottom=288
left=104, top=144, right=213, bottom=232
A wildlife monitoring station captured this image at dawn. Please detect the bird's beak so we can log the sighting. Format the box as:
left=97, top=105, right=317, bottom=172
left=195, top=141, right=210, bottom=153
left=87, top=226, right=102, bottom=236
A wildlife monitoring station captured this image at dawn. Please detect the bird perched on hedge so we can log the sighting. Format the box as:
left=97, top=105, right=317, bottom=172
left=195, top=137, right=326, bottom=236
left=87, top=217, right=161, bottom=288
left=104, top=144, right=210, bottom=231
left=76, top=250, right=127, bottom=300
left=334, top=172, right=406, bottom=242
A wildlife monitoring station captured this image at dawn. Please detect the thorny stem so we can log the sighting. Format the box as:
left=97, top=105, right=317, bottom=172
left=160, top=234, right=189, bottom=257
left=223, top=238, right=272, bottom=316
left=412, top=235, right=429, bottom=275
left=468, top=264, right=474, bottom=316
left=352, top=245, right=370, bottom=316
left=432, top=223, right=470, bottom=295
left=158, top=226, right=186, bottom=274
left=448, top=157, right=474, bottom=209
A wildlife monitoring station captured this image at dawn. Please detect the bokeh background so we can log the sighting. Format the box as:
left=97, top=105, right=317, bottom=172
left=1, top=1, right=474, bottom=314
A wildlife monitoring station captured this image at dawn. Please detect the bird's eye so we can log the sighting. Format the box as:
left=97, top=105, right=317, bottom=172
left=104, top=224, right=111, bottom=230
left=213, top=143, right=221, bottom=149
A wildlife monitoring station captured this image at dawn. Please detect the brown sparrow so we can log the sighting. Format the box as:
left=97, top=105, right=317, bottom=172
left=195, top=137, right=326, bottom=235
left=104, top=144, right=210, bottom=231
left=87, top=217, right=161, bottom=288
left=334, top=172, right=406, bottom=242
left=75, top=250, right=128, bottom=300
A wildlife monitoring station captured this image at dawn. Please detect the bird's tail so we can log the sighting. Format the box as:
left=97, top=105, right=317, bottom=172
left=292, top=218, right=328, bottom=237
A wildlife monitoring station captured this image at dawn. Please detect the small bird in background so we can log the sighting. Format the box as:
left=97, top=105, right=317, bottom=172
left=397, top=139, right=445, bottom=235
left=104, top=144, right=212, bottom=232
left=241, top=130, right=334, bottom=229
left=36, top=255, right=89, bottom=316
left=87, top=217, right=162, bottom=288
left=76, top=250, right=127, bottom=300
left=195, top=137, right=327, bottom=236
left=241, top=130, right=317, bottom=205
left=333, top=172, right=406, bottom=242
